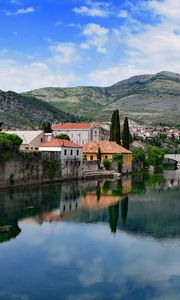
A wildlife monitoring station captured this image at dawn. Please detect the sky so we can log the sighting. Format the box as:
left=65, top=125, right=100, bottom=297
left=0, top=0, right=180, bottom=92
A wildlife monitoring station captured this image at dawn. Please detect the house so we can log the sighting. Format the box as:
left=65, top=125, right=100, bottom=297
left=52, top=123, right=100, bottom=145
left=83, top=141, right=132, bottom=172
left=39, top=139, right=83, bottom=162
left=6, top=130, right=45, bottom=151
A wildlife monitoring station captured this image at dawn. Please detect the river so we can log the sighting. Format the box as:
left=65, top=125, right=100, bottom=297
left=0, top=170, right=180, bottom=300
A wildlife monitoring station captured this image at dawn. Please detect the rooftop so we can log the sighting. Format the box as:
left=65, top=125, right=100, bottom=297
left=40, top=139, right=82, bottom=148
left=6, top=130, right=43, bottom=144
left=52, top=123, right=93, bottom=130
left=83, top=141, right=132, bottom=154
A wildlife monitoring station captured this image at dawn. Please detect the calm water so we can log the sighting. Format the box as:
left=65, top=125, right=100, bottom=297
left=0, top=170, right=180, bottom=300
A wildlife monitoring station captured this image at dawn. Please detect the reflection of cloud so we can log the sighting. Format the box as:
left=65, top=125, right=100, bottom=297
left=15, top=217, right=180, bottom=299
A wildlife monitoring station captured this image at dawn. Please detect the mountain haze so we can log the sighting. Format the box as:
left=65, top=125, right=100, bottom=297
left=24, top=71, right=180, bottom=125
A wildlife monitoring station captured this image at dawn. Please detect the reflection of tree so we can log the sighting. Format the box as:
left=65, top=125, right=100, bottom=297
left=121, top=197, right=128, bottom=225
left=102, top=181, right=110, bottom=193
left=144, top=173, right=165, bottom=189
left=131, top=175, right=146, bottom=195
left=112, top=180, right=123, bottom=196
left=108, top=203, right=119, bottom=234
left=0, top=225, right=21, bottom=244
left=96, top=183, right=101, bottom=202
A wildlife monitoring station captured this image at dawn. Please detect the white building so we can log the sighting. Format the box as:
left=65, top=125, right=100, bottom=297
left=52, top=123, right=100, bottom=146
left=39, top=139, right=83, bottom=161
left=6, top=130, right=46, bottom=151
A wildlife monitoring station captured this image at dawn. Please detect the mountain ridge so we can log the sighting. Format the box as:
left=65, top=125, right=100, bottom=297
left=23, top=71, right=180, bottom=125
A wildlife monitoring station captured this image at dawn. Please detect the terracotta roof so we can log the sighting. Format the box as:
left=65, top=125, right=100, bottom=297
left=83, top=141, right=132, bottom=154
left=40, top=139, right=82, bottom=148
left=52, top=123, right=93, bottom=130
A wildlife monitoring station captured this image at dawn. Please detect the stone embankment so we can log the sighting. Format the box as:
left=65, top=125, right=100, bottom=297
left=0, top=152, right=104, bottom=189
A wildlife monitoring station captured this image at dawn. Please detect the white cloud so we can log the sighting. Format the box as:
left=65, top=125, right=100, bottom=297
left=118, top=10, right=128, bottom=18
left=49, top=42, right=80, bottom=64
left=87, top=0, right=180, bottom=85
left=149, top=0, right=180, bottom=21
left=6, top=7, right=35, bottom=16
left=81, top=23, right=109, bottom=53
left=73, top=0, right=111, bottom=17
left=10, top=0, right=23, bottom=5
left=0, top=59, right=75, bottom=92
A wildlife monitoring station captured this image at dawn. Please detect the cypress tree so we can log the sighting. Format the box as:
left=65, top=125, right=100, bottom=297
left=110, top=110, right=115, bottom=141
left=114, top=110, right=121, bottom=145
left=97, top=147, right=102, bottom=161
left=122, top=117, right=130, bottom=149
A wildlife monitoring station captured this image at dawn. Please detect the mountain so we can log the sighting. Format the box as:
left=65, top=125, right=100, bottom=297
left=24, top=71, right=180, bottom=125
left=0, top=90, right=79, bottom=129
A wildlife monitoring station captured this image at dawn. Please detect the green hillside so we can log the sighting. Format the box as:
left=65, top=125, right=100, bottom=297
left=0, top=90, right=79, bottom=129
left=24, top=71, right=180, bottom=125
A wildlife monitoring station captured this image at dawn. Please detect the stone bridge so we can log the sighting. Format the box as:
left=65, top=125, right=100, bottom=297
left=164, top=154, right=180, bottom=168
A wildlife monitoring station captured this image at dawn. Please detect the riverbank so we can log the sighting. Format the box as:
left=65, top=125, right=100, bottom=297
left=0, top=152, right=123, bottom=189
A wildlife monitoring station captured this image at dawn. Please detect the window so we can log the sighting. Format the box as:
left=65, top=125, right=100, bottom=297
left=105, top=155, right=108, bottom=159
left=90, top=156, right=93, bottom=160
left=25, top=147, right=29, bottom=150
left=70, top=149, right=73, bottom=156
left=77, top=150, right=79, bottom=156
left=41, top=138, right=43, bottom=142
left=64, top=149, right=67, bottom=156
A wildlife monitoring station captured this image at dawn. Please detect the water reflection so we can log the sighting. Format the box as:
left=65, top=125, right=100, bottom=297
left=0, top=170, right=180, bottom=300
left=0, top=170, right=180, bottom=245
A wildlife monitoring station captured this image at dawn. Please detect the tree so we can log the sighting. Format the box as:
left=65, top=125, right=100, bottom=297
left=110, top=110, right=115, bottom=141
left=42, top=122, right=52, bottom=133
left=56, top=134, right=70, bottom=141
left=112, top=153, right=123, bottom=173
left=110, top=110, right=121, bottom=145
left=132, top=148, right=146, bottom=166
left=122, top=117, right=130, bottom=149
left=147, top=145, right=165, bottom=168
left=114, top=110, right=121, bottom=145
left=0, top=133, right=22, bottom=160
left=97, top=147, right=102, bottom=161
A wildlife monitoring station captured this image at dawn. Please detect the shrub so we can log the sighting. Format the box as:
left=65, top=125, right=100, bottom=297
left=103, top=158, right=110, bottom=170
left=56, top=134, right=70, bottom=141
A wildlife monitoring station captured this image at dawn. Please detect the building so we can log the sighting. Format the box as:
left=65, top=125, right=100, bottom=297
left=39, top=139, right=83, bottom=161
left=83, top=141, right=132, bottom=172
left=52, top=123, right=100, bottom=145
left=6, top=130, right=45, bottom=151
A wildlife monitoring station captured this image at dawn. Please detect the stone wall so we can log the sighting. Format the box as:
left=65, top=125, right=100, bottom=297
left=0, top=152, right=100, bottom=188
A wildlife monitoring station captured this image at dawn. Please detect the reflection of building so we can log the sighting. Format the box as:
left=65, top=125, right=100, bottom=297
left=122, top=176, right=132, bottom=194
left=83, top=141, right=132, bottom=172
left=82, top=177, right=131, bottom=209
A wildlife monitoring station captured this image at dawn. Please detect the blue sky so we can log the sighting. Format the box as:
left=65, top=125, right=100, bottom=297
left=0, top=0, right=180, bottom=92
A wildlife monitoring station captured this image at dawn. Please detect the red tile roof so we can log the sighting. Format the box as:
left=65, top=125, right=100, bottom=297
left=83, top=141, right=132, bottom=154
left=52, top=123, right=93, bottom=130
left=40, top=139, right=82, bottom=148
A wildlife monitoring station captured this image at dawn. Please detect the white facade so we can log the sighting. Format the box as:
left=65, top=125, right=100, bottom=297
left=53, top=125, right=100, bottom=146
left=39, top=146, right=83, bottom=161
